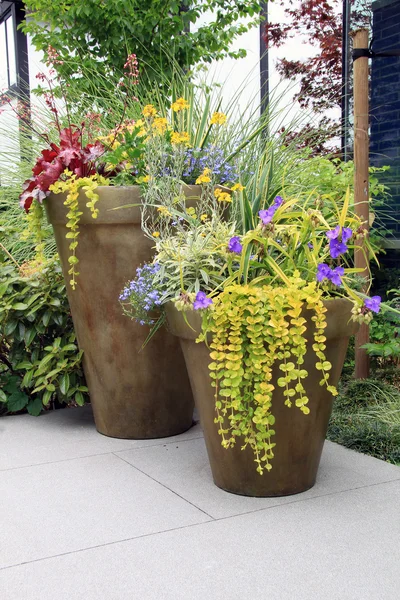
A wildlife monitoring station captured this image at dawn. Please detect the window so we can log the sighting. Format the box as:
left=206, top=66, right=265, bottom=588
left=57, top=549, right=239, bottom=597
left=0, top=11, right=17, bottom=89
left=0, top=1, right=29, bottom=93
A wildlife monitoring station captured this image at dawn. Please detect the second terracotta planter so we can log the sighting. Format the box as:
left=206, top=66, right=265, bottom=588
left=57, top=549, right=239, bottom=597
left=46, top=186, right=194, bottom=439
left=166, top=298, right=358, bottom=497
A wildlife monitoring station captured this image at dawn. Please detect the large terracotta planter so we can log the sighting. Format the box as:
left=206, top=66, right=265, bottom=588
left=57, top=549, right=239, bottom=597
left=166, top=298, right=359, bottom=497
left=45, top=186, right=194, bottom=439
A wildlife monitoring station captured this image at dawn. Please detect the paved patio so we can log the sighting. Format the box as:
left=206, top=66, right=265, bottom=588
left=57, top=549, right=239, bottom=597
left=0, top=405, right=399, bottom=599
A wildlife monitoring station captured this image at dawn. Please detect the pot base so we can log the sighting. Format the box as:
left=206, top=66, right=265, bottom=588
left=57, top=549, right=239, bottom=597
left=95, top=418, right=195, bottom=440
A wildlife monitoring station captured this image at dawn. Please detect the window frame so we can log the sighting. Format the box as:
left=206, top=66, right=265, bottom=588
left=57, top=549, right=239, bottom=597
left=0, top=0, right=29, bottom=97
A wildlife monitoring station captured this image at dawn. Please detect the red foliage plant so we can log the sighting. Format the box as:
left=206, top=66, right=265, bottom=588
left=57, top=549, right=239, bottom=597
left=19, top=125, right=105, bottom=212
left=14, top=47, right=140, bottom=212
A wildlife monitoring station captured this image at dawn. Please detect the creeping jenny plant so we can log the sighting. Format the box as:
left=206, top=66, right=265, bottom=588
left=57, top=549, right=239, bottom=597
left=202, top=278, right=331, bottom=474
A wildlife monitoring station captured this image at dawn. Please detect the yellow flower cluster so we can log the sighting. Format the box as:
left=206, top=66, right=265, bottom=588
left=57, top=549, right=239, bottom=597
left=171, top=131, right=190, bottom=145
left=152, top=117, right=168, bottom=134
left=157, top=205, right=172, bottom=217
left=214, top=188, right=232, bottom=203
left=142, top=104, right=158, bottom=118
left=195, top=168, right=212, bottom=185
left=210, top=112, right=227, bottom=125
left=171, top=97, right=189, bottom=112
left=152, top=231, right=160, bottom=238
left=231, top=183, right=244, bottom=192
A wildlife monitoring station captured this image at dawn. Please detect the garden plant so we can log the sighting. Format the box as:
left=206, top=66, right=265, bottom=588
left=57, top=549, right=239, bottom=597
left=119, top=97, right=399, bottom=494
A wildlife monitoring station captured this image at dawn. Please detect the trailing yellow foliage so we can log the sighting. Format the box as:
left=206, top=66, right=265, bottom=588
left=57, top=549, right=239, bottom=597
left=49, top=173, right=109, bottom=289
left=203, top=274, right=334, bottom=475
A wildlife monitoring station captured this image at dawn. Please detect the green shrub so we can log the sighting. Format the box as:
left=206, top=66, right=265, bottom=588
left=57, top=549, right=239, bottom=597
left=327, top=412, right=400, bottom=465
left=0, top=258, right=88, bottom=415
left=334, top=378, right=397, bottom=413
left=328, top=377, right=400, bottom=465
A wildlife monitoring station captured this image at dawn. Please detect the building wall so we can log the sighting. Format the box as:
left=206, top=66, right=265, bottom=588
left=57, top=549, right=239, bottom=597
left=371, top=0, right=400, bottom=243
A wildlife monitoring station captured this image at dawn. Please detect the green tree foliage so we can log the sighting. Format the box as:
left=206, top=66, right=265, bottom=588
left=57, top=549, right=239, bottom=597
left=22, top=0, right=263, bottom=92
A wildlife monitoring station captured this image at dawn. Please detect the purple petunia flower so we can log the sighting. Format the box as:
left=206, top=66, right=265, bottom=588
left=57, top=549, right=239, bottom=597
left=228, top=236, right=242, bottom=254
left=326, top=225, right=340, bottom=240
left=317, top=263, right=331, bottom=282
left=364, top=296, right=381, bottom=313
left=341, top=227, right=353, bottom=243
left=329, top=238, right=348, bottom=259
left=193, top=291, right=213, bottom=310
left=329, top=266, right=345, bottom=286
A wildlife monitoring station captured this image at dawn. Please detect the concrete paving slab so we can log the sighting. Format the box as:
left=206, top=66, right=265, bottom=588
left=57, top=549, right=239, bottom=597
left=116, top=436, right=400, bottom=519
left=1, top=480, right=399, bottom=600
left=0, top=406, right=202, bottom=470
left=0, top=453, right=210, bottom=569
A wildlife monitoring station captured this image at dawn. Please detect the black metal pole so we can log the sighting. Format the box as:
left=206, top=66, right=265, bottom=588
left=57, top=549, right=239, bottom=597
left=341, top=0, right=351, bottom=160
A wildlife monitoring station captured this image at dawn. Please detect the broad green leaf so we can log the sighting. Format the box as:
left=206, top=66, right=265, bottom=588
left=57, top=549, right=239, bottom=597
left=35, top=353, right=55, bottom=375
left=7, top=391, right=29, bottom=412
left=27, top=397, right=43, bottom=416
left=15, top=361, right=32, bottom=370
left=4, top=320, right=18, bottom=336
left=59, top=373, right=70, bottom=395
left=21, top=369, right=35, bottom=389
left=42, top=390, right=53, bottom=406
left=75, top=391, right=85, bottom=406
left=13, top=303, right=29, bottom=311
left=62, top=344, right=77, bottom=353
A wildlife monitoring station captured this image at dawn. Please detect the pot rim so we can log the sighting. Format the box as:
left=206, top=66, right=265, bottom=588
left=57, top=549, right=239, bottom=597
left=165, top=296, right=359, bottom=342
left=45, top=184, right=205, bottom=226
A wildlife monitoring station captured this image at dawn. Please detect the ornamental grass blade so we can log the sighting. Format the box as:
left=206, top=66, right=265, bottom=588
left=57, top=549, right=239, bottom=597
left=262, top=255, right=291, bottom=286
left=140, top=314, right=166, bottom=350
left=339, top=187, right=351, bottom=228
left=197, top=95, right=215, bottom=149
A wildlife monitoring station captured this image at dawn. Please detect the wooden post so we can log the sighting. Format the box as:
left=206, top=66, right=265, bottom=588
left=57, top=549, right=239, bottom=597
left=352, top=29, right=370, bottom=379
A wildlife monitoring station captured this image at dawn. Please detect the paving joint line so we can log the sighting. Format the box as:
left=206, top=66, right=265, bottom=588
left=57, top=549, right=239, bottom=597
left=1, top=476, right=399, bottom=572
left=112, top=452, right=214, bottom=520
left=0, top=435, right=205, bottom=473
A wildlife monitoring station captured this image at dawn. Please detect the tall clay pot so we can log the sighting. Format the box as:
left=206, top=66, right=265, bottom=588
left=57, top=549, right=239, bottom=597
left=45, top=186, right=194, bottom=439
left=166, top=298, right=358, bottom=497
